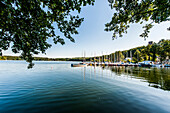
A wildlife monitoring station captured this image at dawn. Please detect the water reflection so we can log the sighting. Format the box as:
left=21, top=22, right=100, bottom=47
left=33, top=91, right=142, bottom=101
left=82, top=66, right=170, bottom=91
left=0, top=61, right=170, bottom=113
left=102, top=66, right=170, bottom=91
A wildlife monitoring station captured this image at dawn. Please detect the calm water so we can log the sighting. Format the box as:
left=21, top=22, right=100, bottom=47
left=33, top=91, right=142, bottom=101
left=0, top=61, right=170, bottom=113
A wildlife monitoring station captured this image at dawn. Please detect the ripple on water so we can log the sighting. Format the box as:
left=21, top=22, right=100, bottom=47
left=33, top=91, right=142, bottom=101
left=0, top=61, right=170, bottom=113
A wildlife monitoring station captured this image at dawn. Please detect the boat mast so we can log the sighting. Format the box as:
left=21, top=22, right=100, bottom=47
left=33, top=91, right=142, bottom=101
left=130, top=51, right=132, bottom=63
left=106, top=52, right=108, bottom=62
left=114, top=53, right=115, bottom=63
left=90, top=52, right=92, bottom=62
left=126, top=51, right=128, bottom=59
left=102, top=51, right=103, bottom=63
left=94, top=52, right=96, bottom=63
left=99, top=52, right=100, bottom=64
left=104, top=52, right=105, bottom=63
left=84, top=51, right=86, bottom=62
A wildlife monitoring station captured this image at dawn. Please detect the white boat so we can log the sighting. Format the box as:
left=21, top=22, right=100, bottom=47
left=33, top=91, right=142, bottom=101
left=139, top=61, right=153, bottom=67
left=152, top=64, right=164, bottom=68
left=71, top=51, right=87, bottom=67
left=71, top=63, right=87, bottom=67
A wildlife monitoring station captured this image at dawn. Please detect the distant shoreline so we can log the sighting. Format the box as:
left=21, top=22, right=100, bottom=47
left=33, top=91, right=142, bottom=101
left=0, top=56, right=89, bottom=62
left=1, top=39, right=169, bottom=63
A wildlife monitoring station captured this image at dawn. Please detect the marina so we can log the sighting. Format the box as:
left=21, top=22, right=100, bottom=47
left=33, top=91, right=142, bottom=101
left=71, top=61, right=169, bottom=68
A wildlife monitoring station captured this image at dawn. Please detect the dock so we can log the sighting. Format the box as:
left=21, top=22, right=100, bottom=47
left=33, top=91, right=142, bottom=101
left=87, top=62, right=139, bottom=67
left=86, top=62, right=170, bottom=68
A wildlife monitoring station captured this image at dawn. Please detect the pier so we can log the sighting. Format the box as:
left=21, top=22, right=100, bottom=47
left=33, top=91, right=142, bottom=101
left=86, top=62, right=170, bottom=67
left=87, top=62, right=139, bottom=67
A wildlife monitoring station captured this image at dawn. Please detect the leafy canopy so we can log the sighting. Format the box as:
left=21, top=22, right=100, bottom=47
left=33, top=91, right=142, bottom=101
left=157, top=39, right=170, bottom=62
left=106, top=0, right=170, bottom=39
left=1, top=0, right=169, bottom=68
left=0, top=0, right=95, bottom=68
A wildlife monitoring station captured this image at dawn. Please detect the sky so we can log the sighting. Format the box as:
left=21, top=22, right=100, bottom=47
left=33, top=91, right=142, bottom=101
left=3, top=0, right=170, bottom=58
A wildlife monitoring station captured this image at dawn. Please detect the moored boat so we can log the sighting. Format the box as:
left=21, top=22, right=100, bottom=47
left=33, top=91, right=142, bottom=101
left=139, top=61, right=153, bottom=67
left=71, top=63, right=87, bottom=67
left=151, top=64, right=164, bottom=68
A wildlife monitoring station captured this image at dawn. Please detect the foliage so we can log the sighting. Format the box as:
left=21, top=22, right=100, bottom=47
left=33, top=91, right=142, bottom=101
left=0, top=56, right=7, bottom=60
left=157, top=39, right=170, bottom=62
left=127, top=59, right=131, bottom=63
left=106, top=0, right=170, bottom=39
left=0, top=55, right=91, bottom=62
left=150, top=42, right=159, bottom=61
left=141, top=49, right=149, bottom=61
left=110, top=39, right=169, bottom=63
left=133, top=49, right=143, bottom=63
left=1, top=39, right=169, bottom=63
left=111, top=51, right=124, bottom=62
left=0, top=0, right=95, bottom=68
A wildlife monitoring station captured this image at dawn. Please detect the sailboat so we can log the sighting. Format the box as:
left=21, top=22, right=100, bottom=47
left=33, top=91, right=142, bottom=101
left=71, top=62, right=87, bottom=67
left=71, top=51, right=87, bottom=67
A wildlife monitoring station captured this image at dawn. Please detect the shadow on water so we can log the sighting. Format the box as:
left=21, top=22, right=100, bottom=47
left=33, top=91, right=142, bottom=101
left=100, top=66, right=170, bottom=91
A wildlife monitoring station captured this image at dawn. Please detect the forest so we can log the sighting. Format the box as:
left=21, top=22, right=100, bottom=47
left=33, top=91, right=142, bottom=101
left=0, top=39, right=169, bottom=63
left=95, top=39, right=169, bottom=63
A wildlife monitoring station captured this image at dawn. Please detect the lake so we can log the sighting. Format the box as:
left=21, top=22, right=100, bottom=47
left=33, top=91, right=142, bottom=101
left=0, top=61, right=170, bottom=113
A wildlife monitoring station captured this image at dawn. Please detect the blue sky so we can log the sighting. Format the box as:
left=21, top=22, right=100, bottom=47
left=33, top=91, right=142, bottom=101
left=3, top=0, right=170, bottom=58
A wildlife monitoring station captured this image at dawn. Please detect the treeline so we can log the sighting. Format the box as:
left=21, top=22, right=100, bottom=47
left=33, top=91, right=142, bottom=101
left=0, top=56, right=21, bottom=60
left=0, top=39, right=169, bottom=63
left=34, top=57, right=91, bottom=61
left=0, top=55, right=91, bottom=62
left=92, top=39, right=169, bottom=63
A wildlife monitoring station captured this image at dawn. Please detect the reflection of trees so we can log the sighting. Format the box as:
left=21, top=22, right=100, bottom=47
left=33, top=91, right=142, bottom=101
left=106, top=67, right=170, bottom=91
